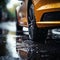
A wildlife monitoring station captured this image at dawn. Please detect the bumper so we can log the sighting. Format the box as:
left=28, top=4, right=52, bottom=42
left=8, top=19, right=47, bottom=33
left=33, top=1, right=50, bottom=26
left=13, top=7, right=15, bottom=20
left=36, top=21, right=60, bottom=28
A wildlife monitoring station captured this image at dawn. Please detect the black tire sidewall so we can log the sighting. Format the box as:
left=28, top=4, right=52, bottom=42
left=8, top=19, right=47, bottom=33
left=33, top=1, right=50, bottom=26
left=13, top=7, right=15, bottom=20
left=28, top=0, right=37, bottom=40
left=28, top=1, right=48, bottom=43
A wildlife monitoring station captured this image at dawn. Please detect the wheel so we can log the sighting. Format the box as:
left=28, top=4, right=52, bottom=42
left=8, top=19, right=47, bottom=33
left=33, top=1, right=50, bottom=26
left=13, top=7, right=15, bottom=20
left=28, top=0, right=48, bottom=43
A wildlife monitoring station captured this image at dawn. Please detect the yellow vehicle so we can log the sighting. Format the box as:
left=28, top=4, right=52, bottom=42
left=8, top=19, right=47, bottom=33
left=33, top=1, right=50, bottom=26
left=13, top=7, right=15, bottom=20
left=17, top=0, right=60, bottom=43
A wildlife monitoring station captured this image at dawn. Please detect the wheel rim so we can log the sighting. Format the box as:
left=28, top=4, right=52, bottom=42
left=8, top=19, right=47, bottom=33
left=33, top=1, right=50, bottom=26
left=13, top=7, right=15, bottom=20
left=28, top=4, right=34, bottom=39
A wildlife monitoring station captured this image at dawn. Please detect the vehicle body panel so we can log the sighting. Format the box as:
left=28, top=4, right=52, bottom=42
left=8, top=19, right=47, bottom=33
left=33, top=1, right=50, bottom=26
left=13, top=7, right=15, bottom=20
left=32, top=0, right=60, bottom=27
left=17, top=0, right=60, bottom=28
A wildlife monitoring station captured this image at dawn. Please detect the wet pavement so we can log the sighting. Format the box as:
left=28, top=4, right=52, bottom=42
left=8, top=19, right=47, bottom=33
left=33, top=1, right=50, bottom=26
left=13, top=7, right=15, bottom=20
left=0, top=21, right=60, bottom=60
left=16, top=33, right=60, bottom=60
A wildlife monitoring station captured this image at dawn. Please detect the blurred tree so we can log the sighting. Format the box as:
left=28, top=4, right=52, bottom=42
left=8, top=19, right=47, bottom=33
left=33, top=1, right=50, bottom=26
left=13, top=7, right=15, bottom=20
left=0, top=0, right=6, bottom=7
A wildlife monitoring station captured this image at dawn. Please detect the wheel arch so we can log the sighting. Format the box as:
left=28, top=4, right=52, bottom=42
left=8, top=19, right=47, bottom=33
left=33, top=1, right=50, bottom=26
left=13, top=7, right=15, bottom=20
left=27, top=0, right=37, bottom=27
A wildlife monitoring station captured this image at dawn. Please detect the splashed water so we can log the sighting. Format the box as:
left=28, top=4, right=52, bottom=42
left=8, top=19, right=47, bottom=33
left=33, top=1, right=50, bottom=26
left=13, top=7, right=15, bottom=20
left=0, top=21, right=21, bottom=58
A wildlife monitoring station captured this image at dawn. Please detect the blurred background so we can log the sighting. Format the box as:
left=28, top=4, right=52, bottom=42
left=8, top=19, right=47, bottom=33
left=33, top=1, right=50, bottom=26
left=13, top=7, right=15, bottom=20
left=0, top=0, right=25, bottom=60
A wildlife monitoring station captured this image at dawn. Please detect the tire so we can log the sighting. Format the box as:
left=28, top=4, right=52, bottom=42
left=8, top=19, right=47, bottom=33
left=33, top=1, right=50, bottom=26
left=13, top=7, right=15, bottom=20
left=28, top=0, right=48, bottom=43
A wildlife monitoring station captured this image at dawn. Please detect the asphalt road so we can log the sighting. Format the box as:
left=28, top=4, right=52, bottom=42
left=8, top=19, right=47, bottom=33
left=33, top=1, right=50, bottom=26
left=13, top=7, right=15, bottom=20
left=0, top=21, right=60, bottom=60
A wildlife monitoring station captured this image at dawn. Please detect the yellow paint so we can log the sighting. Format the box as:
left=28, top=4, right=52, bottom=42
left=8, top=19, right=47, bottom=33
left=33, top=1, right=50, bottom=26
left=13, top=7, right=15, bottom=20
left=17, top=0, right=60, bottom=28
